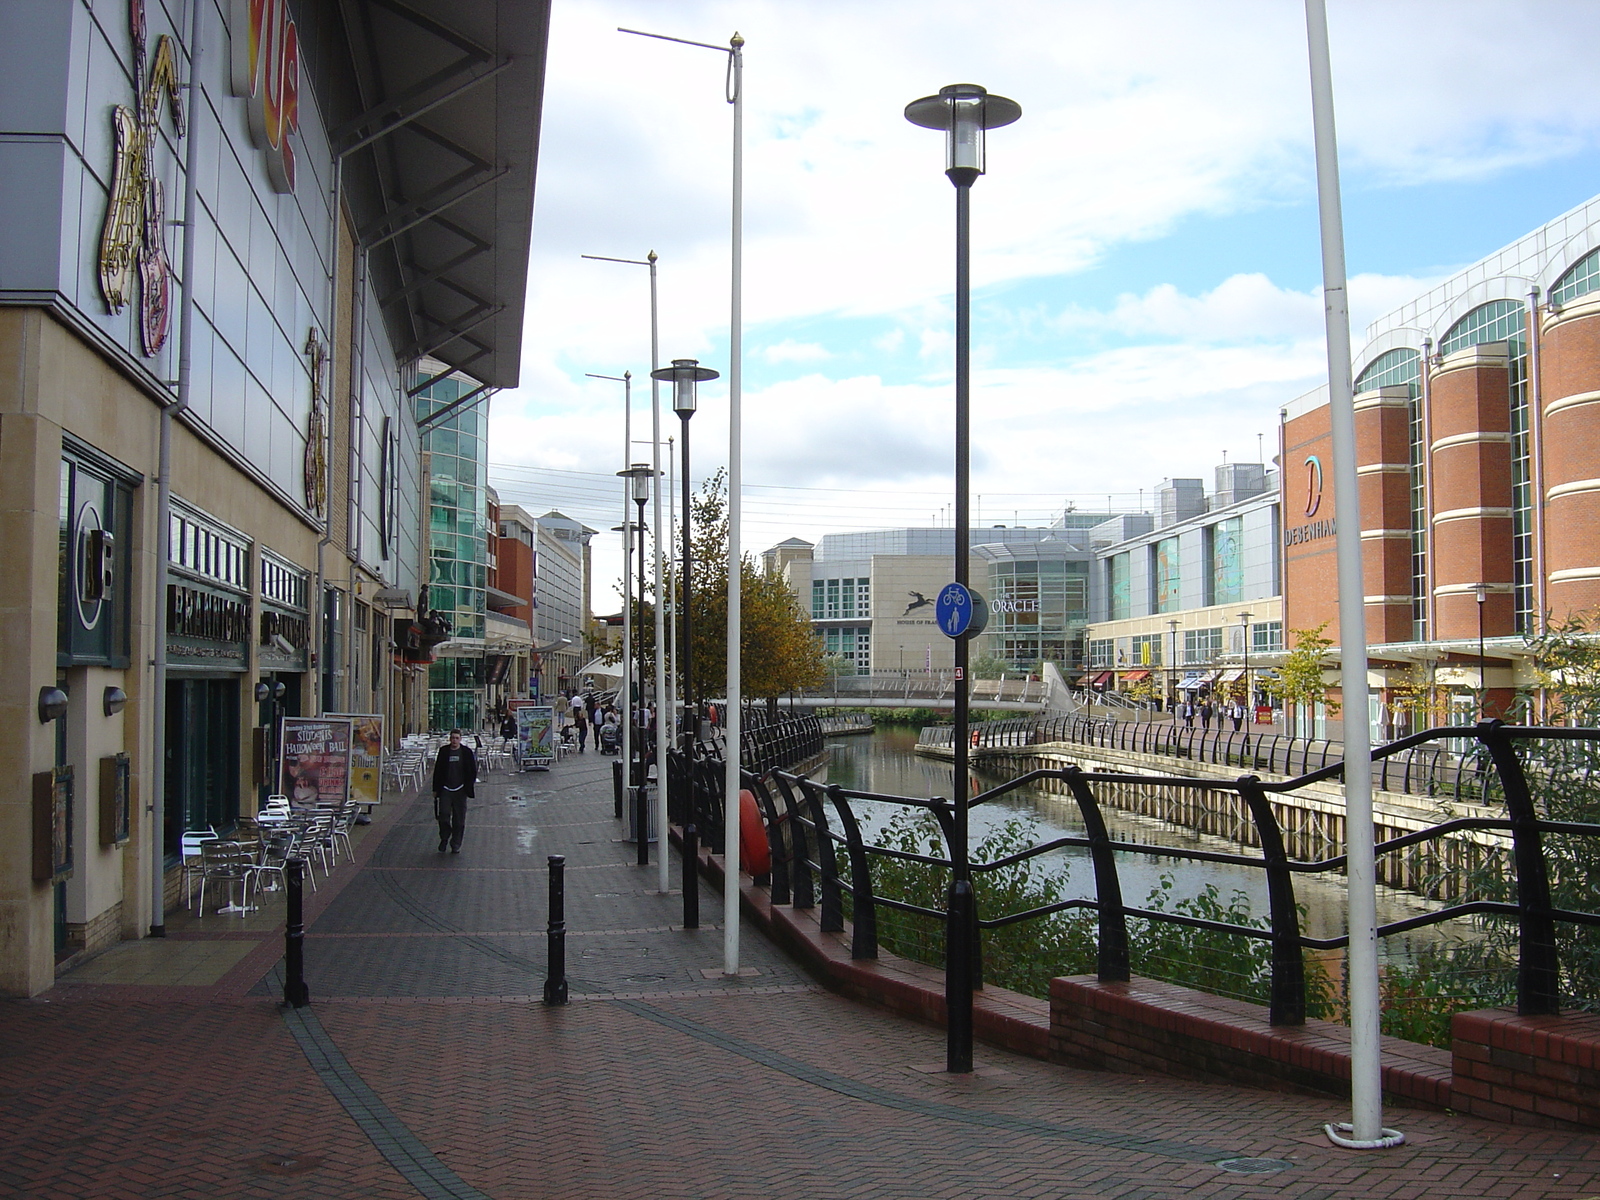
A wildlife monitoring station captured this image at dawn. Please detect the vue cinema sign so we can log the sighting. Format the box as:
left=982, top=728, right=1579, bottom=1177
left=229, top=0, right=300, bottom=193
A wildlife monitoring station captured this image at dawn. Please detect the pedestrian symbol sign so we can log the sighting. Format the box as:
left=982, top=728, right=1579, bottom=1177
left=937, top=583, right=975, bottom=638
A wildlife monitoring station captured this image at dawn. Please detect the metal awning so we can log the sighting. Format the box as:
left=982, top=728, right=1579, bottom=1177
left=327, top=1, right=552, bottom=390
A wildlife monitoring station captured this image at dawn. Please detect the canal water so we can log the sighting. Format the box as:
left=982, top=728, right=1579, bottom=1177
left=817, top=725, right=1454, bottom=947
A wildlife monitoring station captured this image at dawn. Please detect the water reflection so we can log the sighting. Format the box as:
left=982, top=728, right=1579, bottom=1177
left=818, top=726, right=1451, bottom=946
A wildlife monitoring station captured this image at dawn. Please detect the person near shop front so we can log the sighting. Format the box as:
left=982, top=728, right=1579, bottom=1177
left=500, top=712, right=520, bottom=769
left=1229, top=700, right=1245, bottom=732
left=432, top=729, right=476, bottom=853
left=1179, top=699, right=1195, bottom=729
left=1199, top=699, right=1214, bottom=730
left=570, top=691, right=588, bottom=751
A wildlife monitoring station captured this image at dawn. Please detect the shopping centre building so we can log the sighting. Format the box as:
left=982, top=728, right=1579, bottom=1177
left=0, top=1, right=548, bottom=995
left=1283, top=190, right=1600, bottom=734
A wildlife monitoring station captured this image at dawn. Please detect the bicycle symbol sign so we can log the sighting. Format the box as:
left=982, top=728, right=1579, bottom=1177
left=936, top=583, right=975, bottom=639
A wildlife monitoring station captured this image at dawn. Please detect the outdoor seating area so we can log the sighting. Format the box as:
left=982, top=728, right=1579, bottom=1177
left=177, top=794, right=363, bottom=917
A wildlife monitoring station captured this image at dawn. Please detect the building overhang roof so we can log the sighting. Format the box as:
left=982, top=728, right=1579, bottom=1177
left=332, top=0, right=551, bottom=389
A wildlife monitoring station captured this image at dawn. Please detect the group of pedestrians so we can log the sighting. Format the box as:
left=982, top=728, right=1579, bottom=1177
left=1176, top=696, right=1251, bottom=731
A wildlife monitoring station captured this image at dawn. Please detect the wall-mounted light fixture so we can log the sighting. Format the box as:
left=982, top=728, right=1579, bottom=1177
left=103, top=686, right=128, bottom=716
left=38, top=686, right=68, bottom=724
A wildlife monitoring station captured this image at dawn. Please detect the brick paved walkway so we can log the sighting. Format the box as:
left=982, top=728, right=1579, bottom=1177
left=5, top=744, right=1600, bottom=1198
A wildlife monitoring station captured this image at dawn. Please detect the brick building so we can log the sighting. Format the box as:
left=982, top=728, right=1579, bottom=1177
left=1282, top=192, right=1600, bottom=734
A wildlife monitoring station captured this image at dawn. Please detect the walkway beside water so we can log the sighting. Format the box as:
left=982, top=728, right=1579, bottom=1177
left=3, top=745, right=1598, bottom=1198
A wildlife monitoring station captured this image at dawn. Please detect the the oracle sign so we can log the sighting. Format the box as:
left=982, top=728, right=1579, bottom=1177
left=229, top=0, right=299, bottom=193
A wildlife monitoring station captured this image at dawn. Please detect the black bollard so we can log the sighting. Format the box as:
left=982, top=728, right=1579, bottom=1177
left=282, top=856, right=310, bottom=1008
left=543, top=854, right=568, bottom=1006
left=612, top=759, right=623, bottom=819
left=945, top=878, right=974, bottom=1072
left=682, top=822, right=699, bottom=929
left=635, top=783, right=649, bottom=867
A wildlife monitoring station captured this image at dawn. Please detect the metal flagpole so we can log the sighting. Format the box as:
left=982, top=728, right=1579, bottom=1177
left=1304, top=0, right=1401, bottom=1150
left=723, top=32, right=745, bottom=976
left=649, top=253, right=669, bottom=894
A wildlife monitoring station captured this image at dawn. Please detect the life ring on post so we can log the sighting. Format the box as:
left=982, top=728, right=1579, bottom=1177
left=738, top=789, right=771, bottom=876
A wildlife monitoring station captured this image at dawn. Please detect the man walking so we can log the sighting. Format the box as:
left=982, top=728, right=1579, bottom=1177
left=432, top=729, right=476, bottom=853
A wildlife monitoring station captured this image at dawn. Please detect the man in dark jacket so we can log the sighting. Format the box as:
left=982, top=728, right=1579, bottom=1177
left=432, top=729, right=477, bottom=853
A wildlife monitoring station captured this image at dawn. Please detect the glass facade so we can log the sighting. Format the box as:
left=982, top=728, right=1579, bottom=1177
left=1354, top=347, right=1425, bottom=639
left=416, top=370, right=490, bottom=730
left=1440, top=301, right=1531, bottom=631
left=1552, top=248, right=1600, bottom=306
left=1153, top=538, right=1181, bottom=613
left=823, top=626, right=871, bottom=674
left=1184, top=627, right=1222, bottom=663
left=813, top=576, right=870, bottom=619
left=1107, top=553, right=1130, bottom=620
left=983, top=558, right=1088, bottom=671
left=1209, top=517, right=1243, bottom=605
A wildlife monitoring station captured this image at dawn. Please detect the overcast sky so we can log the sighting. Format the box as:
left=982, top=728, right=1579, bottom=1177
left=487, top=0, right=1600, bottom=612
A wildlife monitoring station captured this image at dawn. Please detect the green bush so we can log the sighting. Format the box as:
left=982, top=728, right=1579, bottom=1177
left=853, top=809, right=1332, bottom=1013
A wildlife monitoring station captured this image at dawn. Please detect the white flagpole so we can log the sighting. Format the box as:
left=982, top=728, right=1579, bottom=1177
left=723, top=33, right=745, bottom=976
left=1304, top=0, right=1401, bottom=1150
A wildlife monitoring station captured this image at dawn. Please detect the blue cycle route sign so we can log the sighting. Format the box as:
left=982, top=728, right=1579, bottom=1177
left=936, top=583, right=975, bottom=639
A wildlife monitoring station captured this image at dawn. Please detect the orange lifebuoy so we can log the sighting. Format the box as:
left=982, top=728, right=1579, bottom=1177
left=738, top=789, right=771, bottom=876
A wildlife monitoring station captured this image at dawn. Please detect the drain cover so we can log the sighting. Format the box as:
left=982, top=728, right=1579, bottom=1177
left=1215, top=1158, right=1293, bottom=1174
left=248, top=1154, right=323, bottom=1176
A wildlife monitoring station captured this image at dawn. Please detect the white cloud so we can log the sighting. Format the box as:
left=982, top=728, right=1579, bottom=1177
left=759, top=339, right=831, bottom=364
left=490, top=0, right=1600, bottom=609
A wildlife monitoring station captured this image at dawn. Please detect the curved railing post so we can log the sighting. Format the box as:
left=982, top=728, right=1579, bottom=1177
left=773, top=771, right=813, bottom=910
left=799, top=778, right=844, bottom=933
left=825, top=784, right=878, bottom=959
left=1477, top=721, right=1559, bottom=1014
left=1061, top=765, right=1129, bottom=981
left=1237, top=775, right=1306, bottom=1025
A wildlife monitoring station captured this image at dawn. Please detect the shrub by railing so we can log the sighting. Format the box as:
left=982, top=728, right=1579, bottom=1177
left=729, top=720, right=1600, bottom=1048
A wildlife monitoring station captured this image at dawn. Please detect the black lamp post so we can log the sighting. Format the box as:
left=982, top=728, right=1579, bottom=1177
left=905, top=82, right=1020, bottom=1075
left=1475, top=583, right=1487, bottom=718
left=1239, top=611, right=1253, bottom=745
left=620, top=464, right=656, bottom=863
left=652, top=360, right=718, bottom=752
left=1168, top=619, right=1180, bottom=712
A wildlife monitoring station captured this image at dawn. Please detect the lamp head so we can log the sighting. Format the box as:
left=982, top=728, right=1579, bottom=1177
left=904, top=83, right=1021, bottom=183
left=619, top=463, right=655, bottom=504
left=652, top=358, right=719, bottom=419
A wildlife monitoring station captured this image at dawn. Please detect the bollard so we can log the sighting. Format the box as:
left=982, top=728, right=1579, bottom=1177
left=682, top=822, right=699, bottom=929
left=612, top=759, right=623, bottom=819
left=635, top=783, right=649, bottom=867
left=282, top=856, right=310, bottom=1008
left=543, top=854, right=568, bottom=1006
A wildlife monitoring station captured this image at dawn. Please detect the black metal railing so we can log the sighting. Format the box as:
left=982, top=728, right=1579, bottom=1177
left=665, top=714, right=824, bottom=848
left=920, top=714, right=1495, bottom=803
left=741, top=721, right=1600, bottom=1025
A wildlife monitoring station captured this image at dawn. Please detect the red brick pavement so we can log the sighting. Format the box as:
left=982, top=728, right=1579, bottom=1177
left=5, top=752, right=1600, bottom=1199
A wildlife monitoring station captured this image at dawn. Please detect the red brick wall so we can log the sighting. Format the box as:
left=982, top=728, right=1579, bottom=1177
left=1540, top=308, right=1600, bottom=619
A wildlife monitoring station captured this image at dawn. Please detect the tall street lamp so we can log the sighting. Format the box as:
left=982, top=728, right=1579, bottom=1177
left=653, top=357, right=718, bottom=929
left=906, top=81, right=1021, bottom=1075
left=585, top=251, right=671, bottom=894
left=624, top=24, right=746, bottom=979
left=620, top=464, right=657, bottom=865
left=1474, top=583, right=1487, bottom=718
left=1239, top=611, right=1253, bottom=744
left=1168, top=618, right=1181, bottom=712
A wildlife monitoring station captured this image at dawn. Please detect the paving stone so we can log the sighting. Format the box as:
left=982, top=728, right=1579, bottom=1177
left=8, top=747, right=1600, bottom=1198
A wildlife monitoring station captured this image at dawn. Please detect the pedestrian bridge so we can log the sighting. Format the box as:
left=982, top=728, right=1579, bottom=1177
left=789, top=670, right=1074, bottom=712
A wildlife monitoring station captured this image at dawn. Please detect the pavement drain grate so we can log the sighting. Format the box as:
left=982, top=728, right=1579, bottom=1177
left=624, top=974, right=668, bottom=984
left=1215, top=1158, right=1294, bottom=1174
left=248, top=1154, right=324, bottom=1176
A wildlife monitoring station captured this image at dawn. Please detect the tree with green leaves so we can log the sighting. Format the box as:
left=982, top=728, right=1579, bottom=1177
left=1263, top=622, right=1337, bottom=736
left=598, top=469, right=824, bottom=715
